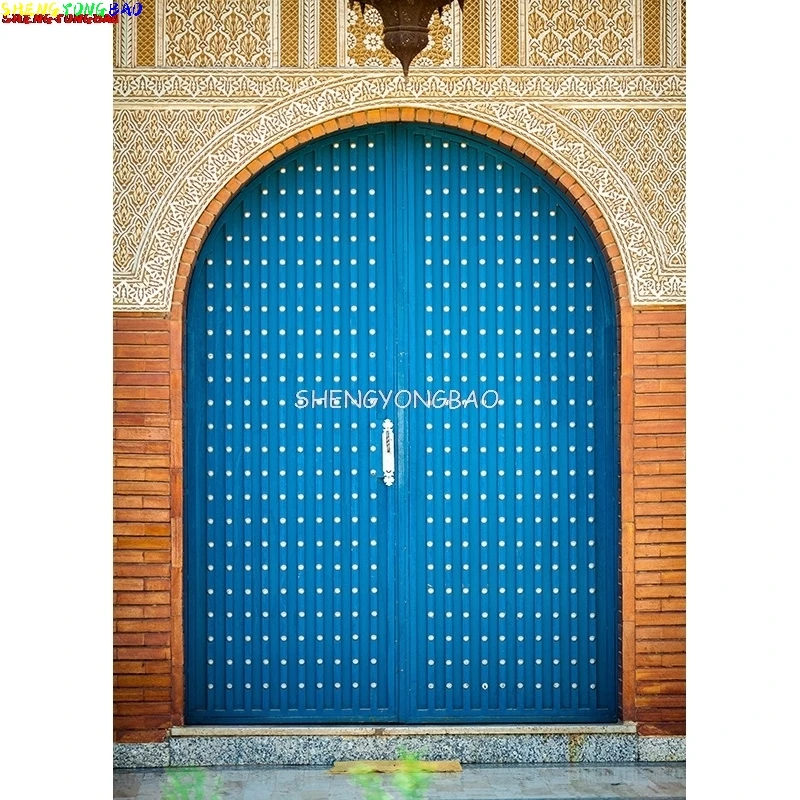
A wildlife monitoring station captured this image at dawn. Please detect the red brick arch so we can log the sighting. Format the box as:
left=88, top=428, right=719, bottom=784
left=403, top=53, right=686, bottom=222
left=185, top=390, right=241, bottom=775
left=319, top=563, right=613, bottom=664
left=163, top=107, right=637, bottom=729
left=171, top=107, right=631, bottom=314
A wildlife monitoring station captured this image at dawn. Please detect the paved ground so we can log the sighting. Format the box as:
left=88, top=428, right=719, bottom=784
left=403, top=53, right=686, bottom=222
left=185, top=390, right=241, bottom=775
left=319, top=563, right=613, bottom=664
left=114, top=763, right=686, bottom=799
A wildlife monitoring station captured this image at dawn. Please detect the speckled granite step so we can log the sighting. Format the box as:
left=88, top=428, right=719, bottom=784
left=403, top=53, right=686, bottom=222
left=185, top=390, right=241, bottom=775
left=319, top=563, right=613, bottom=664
left=113, top=725, right=685, bottom=767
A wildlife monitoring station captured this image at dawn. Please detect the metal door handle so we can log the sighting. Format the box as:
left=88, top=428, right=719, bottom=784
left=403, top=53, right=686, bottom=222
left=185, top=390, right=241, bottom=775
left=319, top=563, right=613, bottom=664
left=382, top=419, right=395, bottom=486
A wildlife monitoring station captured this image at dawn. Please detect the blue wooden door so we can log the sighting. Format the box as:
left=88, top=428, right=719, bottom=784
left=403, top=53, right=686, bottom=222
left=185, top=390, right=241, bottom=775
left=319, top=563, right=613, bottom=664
left=185, top=124, right=618, bottom=724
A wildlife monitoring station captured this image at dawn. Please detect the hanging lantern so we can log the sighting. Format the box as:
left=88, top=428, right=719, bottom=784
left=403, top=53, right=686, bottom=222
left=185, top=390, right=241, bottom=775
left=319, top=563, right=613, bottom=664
left=350, top=0, right=465, bottom=76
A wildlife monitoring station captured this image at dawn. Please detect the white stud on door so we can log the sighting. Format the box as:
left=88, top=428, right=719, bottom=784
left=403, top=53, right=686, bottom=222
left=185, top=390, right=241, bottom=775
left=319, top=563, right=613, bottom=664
left=382, top=419, right=396, bottom=487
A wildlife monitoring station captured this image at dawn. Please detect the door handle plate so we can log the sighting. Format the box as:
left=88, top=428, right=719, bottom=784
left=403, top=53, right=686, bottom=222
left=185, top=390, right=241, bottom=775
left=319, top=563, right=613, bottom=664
left=382, top=419, right=395, bottom=487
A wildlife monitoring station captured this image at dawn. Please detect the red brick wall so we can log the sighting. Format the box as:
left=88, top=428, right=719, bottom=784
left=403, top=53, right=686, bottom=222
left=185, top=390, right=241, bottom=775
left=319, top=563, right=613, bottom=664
left=113, top=316, right=175, bottom=742
left=632, top=308, right=686, bottom=736
left=112, top=307, right=686, bottom=740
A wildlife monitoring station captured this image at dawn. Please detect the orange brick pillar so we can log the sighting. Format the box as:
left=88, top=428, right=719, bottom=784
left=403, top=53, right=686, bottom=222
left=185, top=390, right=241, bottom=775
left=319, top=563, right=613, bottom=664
left=113, top=315, right=175, bottom=742
left=631, top=307, right=686, bottom=735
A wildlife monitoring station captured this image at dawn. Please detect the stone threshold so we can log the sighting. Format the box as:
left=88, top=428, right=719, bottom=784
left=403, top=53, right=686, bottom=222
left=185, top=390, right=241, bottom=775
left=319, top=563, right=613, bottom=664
left=171, top=722, right=637, bottom=737
left=114, top=722, right=685, bottom=768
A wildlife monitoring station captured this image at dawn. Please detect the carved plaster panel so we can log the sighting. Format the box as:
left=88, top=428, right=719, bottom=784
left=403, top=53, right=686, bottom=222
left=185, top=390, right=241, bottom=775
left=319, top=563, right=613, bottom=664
left=343, top=0, right=457, bottom=68
left=112, top=71, right=685, bottom=310
left=483, top=0, right=502, bottom=67
left=164, top=0, right=278, bottom=67
left=558, top=107, right=685, bottom=277
left=524, top=0, right=634, bottom=66
left=115, top=14, right=135, bottom=68
left=113, top=107, right=256, bottom=289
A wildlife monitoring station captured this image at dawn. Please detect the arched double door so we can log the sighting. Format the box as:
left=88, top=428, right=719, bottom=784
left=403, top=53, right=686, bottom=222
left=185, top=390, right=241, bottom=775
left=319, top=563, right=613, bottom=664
left=185, top=124, right=619, bottom=723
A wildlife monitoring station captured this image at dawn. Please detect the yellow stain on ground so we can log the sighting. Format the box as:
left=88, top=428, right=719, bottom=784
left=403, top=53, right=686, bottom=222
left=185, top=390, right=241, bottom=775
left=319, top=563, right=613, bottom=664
left=330, top=759, right=462, bottom=774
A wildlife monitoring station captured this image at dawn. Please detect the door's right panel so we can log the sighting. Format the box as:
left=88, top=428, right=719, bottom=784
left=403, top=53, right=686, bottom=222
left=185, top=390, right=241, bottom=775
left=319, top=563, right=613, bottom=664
left=402, top=126, right=619, bottom=722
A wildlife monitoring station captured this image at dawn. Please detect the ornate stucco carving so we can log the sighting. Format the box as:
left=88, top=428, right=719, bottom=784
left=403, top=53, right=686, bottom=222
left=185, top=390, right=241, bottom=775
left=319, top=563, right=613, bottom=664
left=558, top=107, right=685, bottom=279
left=113, top=107, right=256, bottom=286
left=344, top=1, right=456, bottom=68
left=113, top=68, right=685, bottom=103
left=112, top=70, right=685, bottom=310
left=164, top=0, right=277, bottom=67
left=524, top=0, right=634, bottom=66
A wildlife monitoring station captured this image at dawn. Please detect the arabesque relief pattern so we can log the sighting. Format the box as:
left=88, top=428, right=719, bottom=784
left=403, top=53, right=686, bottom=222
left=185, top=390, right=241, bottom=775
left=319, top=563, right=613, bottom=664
left=164, top=0, right=275, bottom=67
left=113, top=69, right=684, bottom=102
left=112, top=70, right=685, bottom=310
left=346, top=2, right=454, bottom=67
left=113, top=3, right=684, bottom=308
left=113, top=108, right=255, bottom=283
left=560, top=107, right=685, bottom=275
left=525, top=0, right=634, bottom=66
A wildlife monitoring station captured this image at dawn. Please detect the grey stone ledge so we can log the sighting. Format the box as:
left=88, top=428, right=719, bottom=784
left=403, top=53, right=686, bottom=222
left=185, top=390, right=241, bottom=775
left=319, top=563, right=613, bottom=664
left=170, top=722, right=637, bottom=737
left=114, top=729, right=684, bottom=768
left=168, top=733, right=575, bottom=766
left=637, top=736, right=687, bottom=762
left=113, top=742, right=169, bottom=769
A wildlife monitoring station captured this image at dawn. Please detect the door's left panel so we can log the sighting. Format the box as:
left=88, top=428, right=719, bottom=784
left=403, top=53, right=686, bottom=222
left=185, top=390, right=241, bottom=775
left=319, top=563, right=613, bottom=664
left=185, top=129, right=399, bottom=723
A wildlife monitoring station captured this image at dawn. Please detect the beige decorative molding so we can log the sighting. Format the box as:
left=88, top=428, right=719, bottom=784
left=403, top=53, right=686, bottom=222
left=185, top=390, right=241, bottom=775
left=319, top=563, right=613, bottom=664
left=115, top=14, right=135, bottom=68
left=632, top=0, right=643, bottom=65
left=113, top=68, right=685, bottom=104
left=300, top=0, right=319, bottom=67
left=155, top=0, right=165, bottom=67
left=451, top=1, right=463, bottom=66
left=112, top=71, right=685, bottom=310
left=483, top=0, right=501, bottom=67
left=665, top=0, right=681, bottom=67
